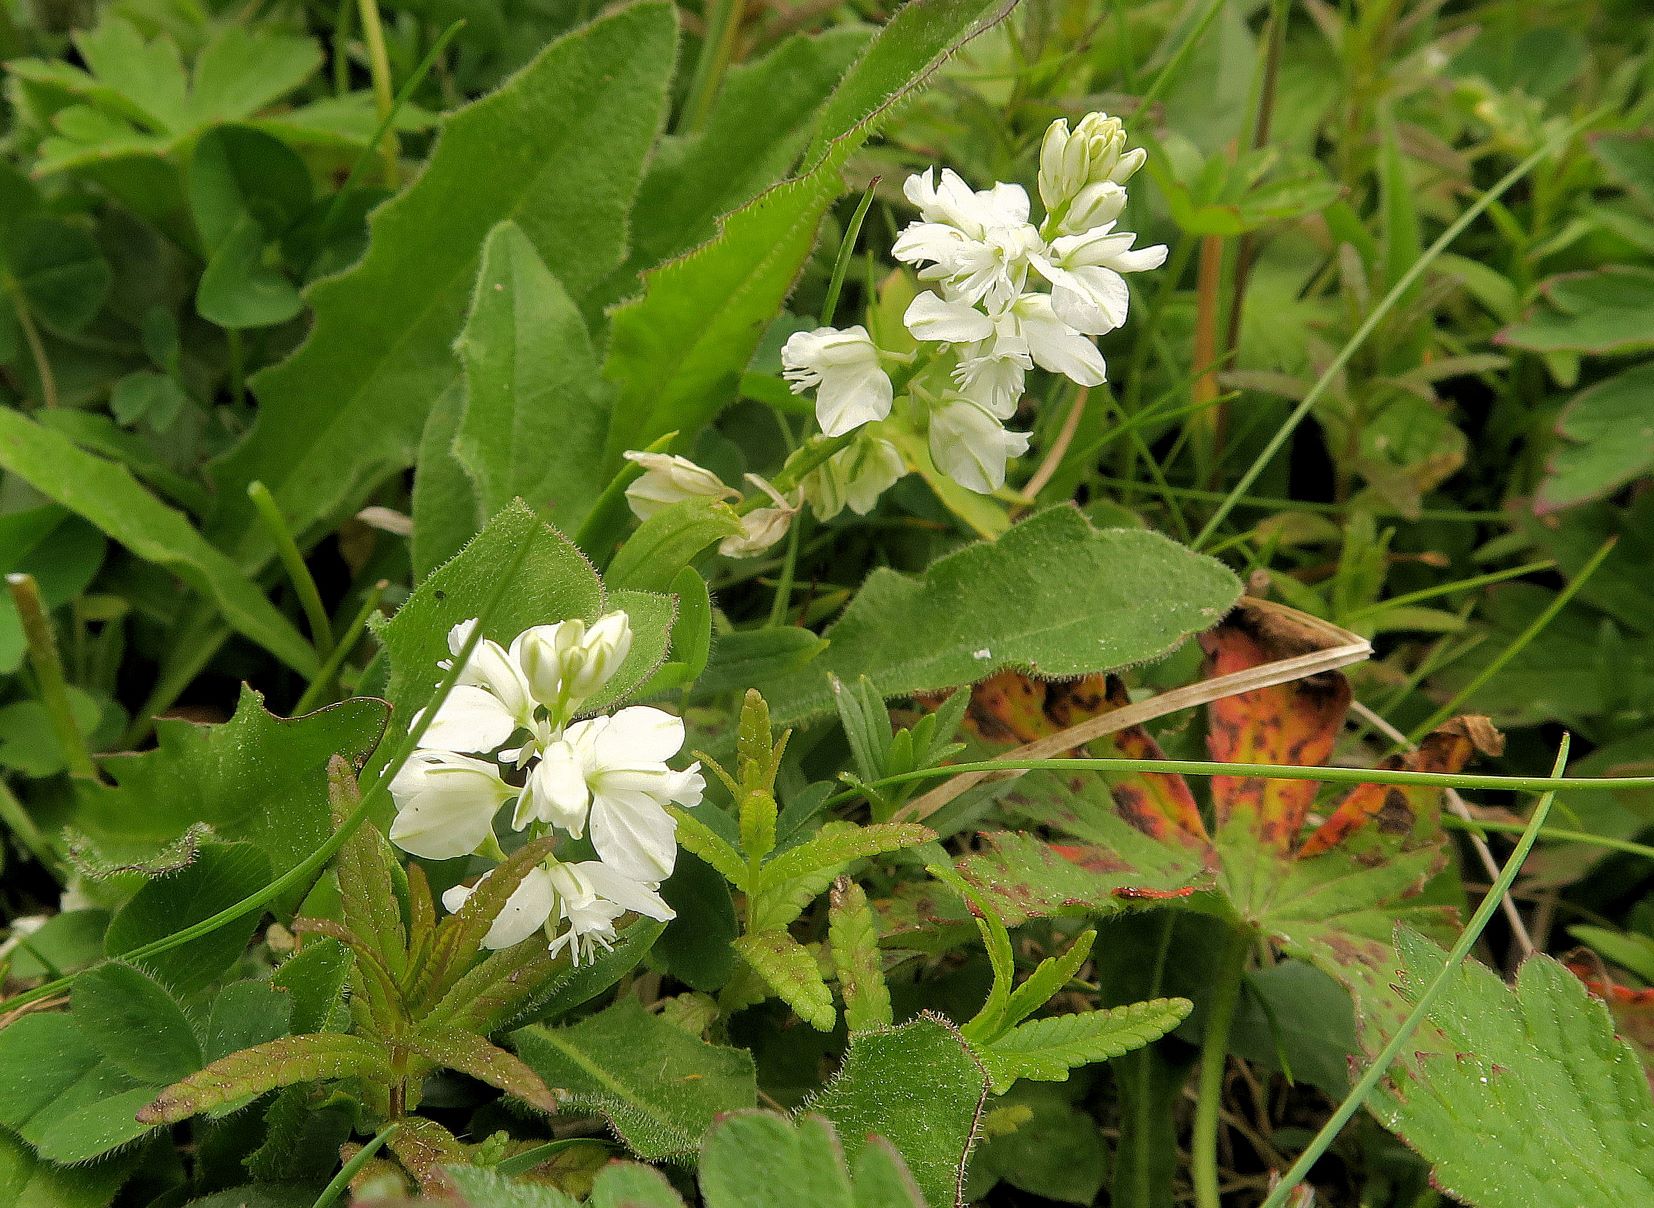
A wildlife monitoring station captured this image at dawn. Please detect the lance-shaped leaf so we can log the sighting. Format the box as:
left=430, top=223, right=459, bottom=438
left=1376, top=929, right=1654, bottom=1206
left=73, top=687, right=387, bottom=913
left=753, top=508, right=1240, bottom=723
left=327, top=758, right=407, bottom=980
left=137, top=1033, right=391, bottom=1124
left=511, top=997, right=757, bottom=1160
left=806, top=1014, right=989, bottom=1208
left=732, top=930, right=836, bottom=1032
left=207, top=2, right=677, bottom=566
left=758, top=821, right=935, bottom=891
left=406, top=1027, right=559, bottom=1114
left=970, top=999, right=1193, bottom=1095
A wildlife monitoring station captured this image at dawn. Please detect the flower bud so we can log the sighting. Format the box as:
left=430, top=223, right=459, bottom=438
left=803, top=435, right=906, bottom=521
left=622, top=451, right=735, bottom=521
left=1038, top=113, right=1147, bottom=232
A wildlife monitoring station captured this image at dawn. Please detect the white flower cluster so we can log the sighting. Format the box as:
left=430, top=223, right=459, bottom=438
left=387, top=612, right=704, bottom=963
left=782, top=112, right=1166, bottom=495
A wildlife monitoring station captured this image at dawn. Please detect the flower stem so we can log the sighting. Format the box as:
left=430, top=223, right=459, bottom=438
left=248, top=481, right=335, bottom=660
left=1192, top=925, right=1251, bottom=1208
left=680, top=0, right=745, bottom=133
left=766, top=511, right=809, bottom=627
left=356, top=0, right=399, bottom=186
left=9, top=290, right=58, bottom=410
left=293, top=580, right=388, bottom=714
left=6, top=573, right=95, bottom=781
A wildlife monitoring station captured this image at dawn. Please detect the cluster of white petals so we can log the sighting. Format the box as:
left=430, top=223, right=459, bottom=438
left=777, top=111, right=1165, bottom=499
left=621, top=451, right=797, bottom=559
left=388, top=611, right=700, bottom=963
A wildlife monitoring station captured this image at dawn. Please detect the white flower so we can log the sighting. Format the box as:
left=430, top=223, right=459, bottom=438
left=803, top=435, right=906, bottom=521
left=894, top=169, right=1045, bottom=309
left=902, top=291, right=994, bottom=344
left=415, top=620, right=537, bottom=755
left=545, top=860, right=674, bottom=964
left=388, top=750, right=515, bottom=860
left=952, top=331, right=1030, bottom=419
left=1038, top=113, right=1147, bottom=233
left=781, top=326, right=893, bottom=437
left=1034, top=226, right=1168, bottom=336
left=440, top=860, right=675, bottom=959
left=718, top=475, right=797, bottom=559
left=514, top=705, right=704, bottom=881
left=511, top=612, right=633, bottom=721
left=928, top=395, right=1031, bottom=495
left=1003, top=292, right=1109, bottom=386
left=623, top=451, right=737, bottom=521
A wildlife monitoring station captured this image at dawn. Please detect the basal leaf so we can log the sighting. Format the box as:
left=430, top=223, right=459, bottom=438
left=511, top=996, right=757, bottom=1160
left=207, top=2, right=677, bottom=566
left=807, top=1014, right=989, bottom=1208
left=72, top=961, right=203, bottom=1086
left=137, top=1033, right=392, bottom=1125
left=74, top=687, right=387, bottom=911
left=0, top=409, right=316, bottom=675
left=453, top=222, right=608, bottom=533
left=0, top=1011, right=153, bottom=1163
left=754, top=508, right=1240, bottom=723
left=1497, top=266, right=1654, bottom=357
left=1376, top=930, right=1654, bottom=1206
left=406, top=1027, right=559, bottom=1114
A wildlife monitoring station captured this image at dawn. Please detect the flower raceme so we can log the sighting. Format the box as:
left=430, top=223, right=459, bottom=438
left=387, top=611, right=703, bottom=962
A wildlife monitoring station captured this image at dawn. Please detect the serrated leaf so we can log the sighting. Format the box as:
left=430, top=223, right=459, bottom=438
left=972, top=999, right=1192, bottom=1094
left=732, top=930, right=836, bottom=1032
left=999, top=930, right=1095, bottom=1034
left=759, top=821, right=935, bottom=891
left=754, top=508, right=1240, bottom=722
left=453, top=221, right=608, bottom=533
left=406, top=1027, right=559, bottom=1113
left=600, top=0, right=1012, bottom=468
left=0, top=410, right=317, bottom=675
left=829, top=878, right=892, bottom=1033
left=327, top=757, right=407, bottom=977
left=671, top=804, right=749, bottom=888
left=807, top=1014, right=989, bottom=1208
left=75, top=687, right=384, bottom=912
left=1377, top=930, right=1654, bottom=1206
left=206, top=2, right=677, bottom=567
left=72, top=961, right=203, bottom=1086
left=511, top=996, right=757, bottom=1160
left=137, top=1033, right=391, bottom=1125
left=417, top=834, right=560, bottom=1008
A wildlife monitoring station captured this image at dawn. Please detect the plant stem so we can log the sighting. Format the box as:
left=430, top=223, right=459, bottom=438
left=6, top=573, right=95, bottom=780
left=821, top=180, right=880, bottom=327
left=1193, top=925, right=1251, bottom=1208
left=312, top=1120, right=399, bottom=1208
left=356, top=0, right=399, bottom=185
left=681, top=0, right=745, bottom=133
left=11, top=291, right=58, bottom=410
left=766, top=511, right=808, bottom=628
left=0, top=777, right=65, bottom=879
left=247, top=481, right=335, bottom=659
left=293, top=581, right=387, bottom=714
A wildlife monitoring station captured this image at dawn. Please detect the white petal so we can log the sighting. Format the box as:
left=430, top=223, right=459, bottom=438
left=387, top=753, right=507, bottom=860
left=815, top=366, right=893, bottom=436
left=518, top=740, right=591, bottom=834
left=1015, top=295, right=1107, bottom=386
left=417, top=684, right=519, bottom=754
left=903, top=291, right=994, bottom=343
left=574, top=861, right=676, bottom=922
left=476, top=867, right=557, bottom=949
left=595, top=706, right=685, bottom=766
left=589, top=792, right=679, bottom=882
left=1049, top=268, right=1130, bottom=336
left=928, top=399, right=1030, bottom=495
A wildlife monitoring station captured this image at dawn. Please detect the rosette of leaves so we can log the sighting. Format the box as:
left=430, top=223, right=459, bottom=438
left=953, top=599, right=1503, bottom=1039
left=132, top=761, right=596, bottom=1193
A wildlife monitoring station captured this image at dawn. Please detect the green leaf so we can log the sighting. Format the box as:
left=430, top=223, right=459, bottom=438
left=453, top=221, right=608, bottom=532
left=195, top=215, right=303, bottom=329
left=188, top=124, right=312, bottom=251
left=829, top=877, right=892, bottom=1033
left=72, top=961, right=203, bottom=1086
left=606, top=497, right=743, bottom=593
left=503, top=917, right=666, bottom=1029
left=137, top=1033, right=391, bottom=1125
left=1376, top=930, right=1654, bottom=1206
left=0, top=1011, right=154, bottom=1163
left=103, top=841, right=272, bottom=994
left=204, top=979, right=295, bottom=1065
left=442, top=1168, right=583, bottom=1207
left=699, top=1112, right=925, bottom=1208
left=207, top=3, right=677, bottom=567
left=511, top=996, right=758, bottom=1160
left=658, top=853, right=739, bottom=993
left=371, top=500, right=602, bottom=741
left=0, top=1129, right=131, bottom=1208
left=406, top=1027, right=558, bottom=1113
left=691, top=627, right=829, bottom=698
left=971, top=1083, right=1108, bottom=1207
left=0, top=409, right=318, bottom=675
left=731, top=930, right=836, bottom=1032
left=1228, top=960, right=1357, bottom=1096
left=600, top=0, right=1011, bottom=467
left=807, top=1014, right=990, bottom=1208
left=999, top=930, right=1096, bottom=1033
left=8, top=215, right=111, bottom=330
left=410, top=382, right=480, bottom=577
left=971, top=999, right=1192, bottom=1094
left=1498, top=266, right=1654, bottom=356
left=74, top=686, right=386, bottom=910
left=0, top=506, right=105, bottom=674
left=759, top=821, right=935, bottom=891
left=1536, top=362, right=1654, bottom=513
left=271, top=938, right=351, bottom=1034
left=588, top=1162, right=684, bottom=1208
left=754, top=508, right=1240, bottom=722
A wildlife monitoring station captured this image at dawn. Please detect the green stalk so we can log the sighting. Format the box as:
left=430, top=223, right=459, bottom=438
left=1193, top=925, right=1251, bottom=1208
left=312, top=1121, right=399, bottom=1208
left=1406, top=535, right=1615, bottom=743
left=1442, top=815, right=1654, bottom=865
left=356, top=0, right=399, bottom=185
left=6, top=573, right=94, bottom=780
left=9, top=290, right=58, bottom=410
left=766, top=511, right=808, bottom=628
left=1194, top=122, right=1588, bottom=550
left=248, top=481, right=335, bottom=659
left=1259, top=737, right=1571, bottom=1208
left=292, top=581, right=388, bottom=714
left=680, top=0, right=745, bottom=133
left=821, top=180, right=880, bottom=328
left=0, top=777, right=65, bottom=879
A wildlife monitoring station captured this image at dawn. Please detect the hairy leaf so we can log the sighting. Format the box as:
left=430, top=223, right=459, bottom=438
left=407, top=1027, right=559, bottom=1113
left=732, top=930, right=836, bottom=1032
left=511, top=996, right=757, bottom=1159
left=754, top=508, right=1240, bottom=722
left=72, top=961, right=203, bottom=1086
left=759, top=821, right=935, bottom=891
left=0, top=1011, right=154, bottom=1163
left=829, top=878, right=893, bottom=1033
left=137, top=1033, right=391, bottom=1124
left=971, top=999, right=1192, bottom=1094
